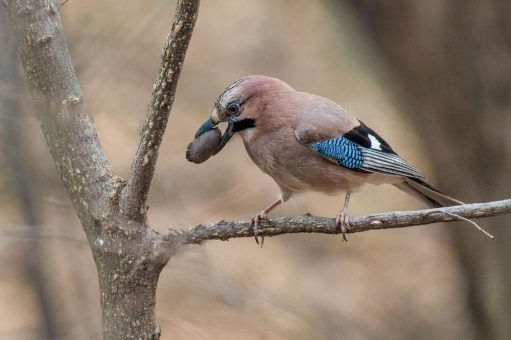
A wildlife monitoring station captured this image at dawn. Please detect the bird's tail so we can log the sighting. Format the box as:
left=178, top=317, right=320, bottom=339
left=393, top=177, right=463, bottom=208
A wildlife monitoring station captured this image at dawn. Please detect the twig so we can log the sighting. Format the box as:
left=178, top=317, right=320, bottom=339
left=122, top=0, right=200, bottom=221
left=439, top=211, right=494, bottom=239
left=182, top=199, right=511, bottom=244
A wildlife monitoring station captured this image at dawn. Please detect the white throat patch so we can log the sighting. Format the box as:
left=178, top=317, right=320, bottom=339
left=240, top=127, right=256, bottom=142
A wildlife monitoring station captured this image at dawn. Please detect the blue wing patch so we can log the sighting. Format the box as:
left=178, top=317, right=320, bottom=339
left=310, top=137, right=364, bottom=170
left=309, top=135, right=423, bottom=178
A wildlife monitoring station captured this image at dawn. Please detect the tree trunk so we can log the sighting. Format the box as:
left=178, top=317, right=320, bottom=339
left=93, top=222, right=169, bottom=339
left=2, top=0, right=188, bottom=338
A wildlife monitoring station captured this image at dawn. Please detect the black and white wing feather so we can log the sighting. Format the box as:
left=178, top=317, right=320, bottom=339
left=307, top=121, right=424, bottom=178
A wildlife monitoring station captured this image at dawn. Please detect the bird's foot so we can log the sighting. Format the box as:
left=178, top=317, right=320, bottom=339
left=250, top=212, right=268, bottom=247
left=335, top=210, right=351, bottom=242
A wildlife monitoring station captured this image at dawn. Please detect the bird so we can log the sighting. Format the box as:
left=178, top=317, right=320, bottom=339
left=195, top=75, right=463, bottom=243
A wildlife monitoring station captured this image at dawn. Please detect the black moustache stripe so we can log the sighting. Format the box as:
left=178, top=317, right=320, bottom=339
left=232, top=118, right=256, bottom=133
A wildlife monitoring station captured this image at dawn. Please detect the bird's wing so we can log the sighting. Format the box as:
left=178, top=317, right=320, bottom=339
left=295, top=119, right=424, bottom=179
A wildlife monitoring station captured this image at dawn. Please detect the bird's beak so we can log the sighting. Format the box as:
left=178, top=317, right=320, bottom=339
left=214, top=118, right=235, bottom=154
left=195, top=114, right=236, bottom=154
left=195, top=117, right=218, bottom=138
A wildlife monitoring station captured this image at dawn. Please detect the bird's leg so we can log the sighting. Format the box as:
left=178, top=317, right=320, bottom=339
left=251, top=198, right=282, bottom=246
left=335, top=192, right=351, bottom=242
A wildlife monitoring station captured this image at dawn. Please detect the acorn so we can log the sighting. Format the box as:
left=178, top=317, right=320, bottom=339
left=186, top=127, right=222, bottom=164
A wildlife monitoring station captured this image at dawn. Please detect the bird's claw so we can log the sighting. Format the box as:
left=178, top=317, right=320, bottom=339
left=250, top=212, right=267, bottom=247
left=336, top=210, right=351, bottom=242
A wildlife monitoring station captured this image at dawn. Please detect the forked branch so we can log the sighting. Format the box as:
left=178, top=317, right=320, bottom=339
left=122, top=0, right=200, bottom=221
left=182, top=199, right=511, bottom=244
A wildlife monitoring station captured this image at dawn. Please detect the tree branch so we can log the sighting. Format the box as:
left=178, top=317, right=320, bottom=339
left=183, top=199, right=511, bottom=244
left=4, top=0, right=115, bottom=221
left=122, top=0, right=200, bottom=221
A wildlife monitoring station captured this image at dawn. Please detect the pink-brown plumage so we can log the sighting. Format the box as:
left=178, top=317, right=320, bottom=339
left=225, top=76, right=391, bottom=199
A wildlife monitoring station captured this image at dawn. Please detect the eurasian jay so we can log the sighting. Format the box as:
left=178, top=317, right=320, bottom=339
left=195, top=75, right=462, bottom=242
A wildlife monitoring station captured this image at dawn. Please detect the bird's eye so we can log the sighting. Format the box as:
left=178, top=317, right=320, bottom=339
left=227, top=102, right=240, bottom=115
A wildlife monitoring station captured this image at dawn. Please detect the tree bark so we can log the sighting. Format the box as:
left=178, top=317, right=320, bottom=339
left=122, top=0, right=200, bottom=222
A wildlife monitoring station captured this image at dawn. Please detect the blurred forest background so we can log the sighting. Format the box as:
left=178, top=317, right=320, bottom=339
left=1, top=0, right=510, bottom=339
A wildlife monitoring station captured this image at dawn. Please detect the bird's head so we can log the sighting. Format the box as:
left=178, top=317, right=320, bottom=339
left=195, top=75, right=293, bottom=154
